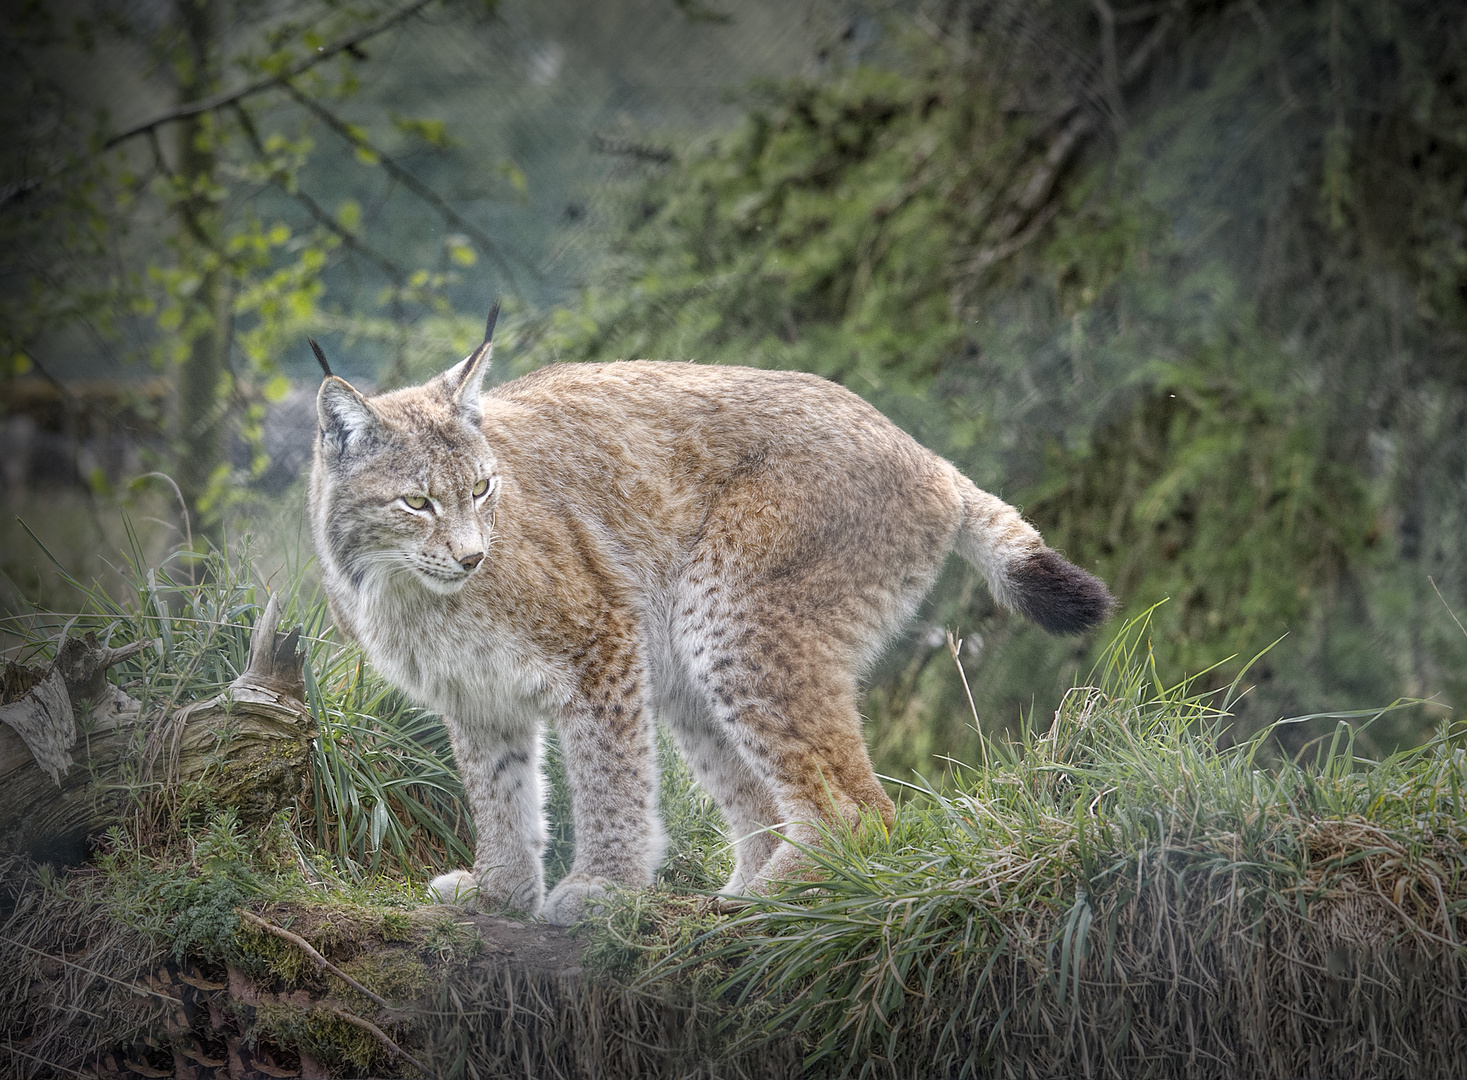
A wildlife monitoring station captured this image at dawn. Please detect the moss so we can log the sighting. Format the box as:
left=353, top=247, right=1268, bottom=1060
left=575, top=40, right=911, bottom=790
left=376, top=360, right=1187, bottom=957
left=235, top=924, right=326, bottom=988
left=217, top=904, right=458, bottom=1077
left=413, top=912, right=481, bottom=963
left=380, top=909, right=413, bottom=942
left=340, top=950, right=431, bottom=1007
left=252, top=1001, right=394, bottom=1077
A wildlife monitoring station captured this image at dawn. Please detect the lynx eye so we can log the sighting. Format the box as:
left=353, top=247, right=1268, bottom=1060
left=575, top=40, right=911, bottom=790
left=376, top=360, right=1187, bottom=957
left=402, top=494, right=430, bottom=511
left=472, top=478, right=490, bottom=498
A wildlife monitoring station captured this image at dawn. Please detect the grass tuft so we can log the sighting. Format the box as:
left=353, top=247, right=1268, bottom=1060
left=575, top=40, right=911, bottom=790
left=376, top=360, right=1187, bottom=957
left=2, top=521, right=475, bottom=882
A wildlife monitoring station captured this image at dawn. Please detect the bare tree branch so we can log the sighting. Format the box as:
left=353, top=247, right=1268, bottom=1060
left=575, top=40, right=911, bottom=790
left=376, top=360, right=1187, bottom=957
left=143, top=129, right=221, bottom=255
left=106, top=0, right=436, bottom=150
left=1121, top=8, right=1176, bottom=83
left=237, top=910, right=394, bottom=1011
left=237, top=910, right=439, bottom=1079
left=1092, top=0, right=1126, bottom=131
left=314, top=1004, right=439, bottom=1080
left=960, top=199, right=1065, bottom=277
left=956, top=5, right=1177, bottom=285
left=231, top=102, right=408, bottom=283
left=591, top=133, right=674, bottom=164
left=966, top=108, right=1096, bottom=274
left=283, top=80, right=534, bottom=293
left=1115, top=3, right=1172, bottom=25
left=1244, top=0, right=1300, bottom=110
left=0, top=0, right=434, bottom=208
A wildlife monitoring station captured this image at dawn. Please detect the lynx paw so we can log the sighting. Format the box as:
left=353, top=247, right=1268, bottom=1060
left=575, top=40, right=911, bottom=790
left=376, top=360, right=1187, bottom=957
left=736, top=840, right=827, bottom=899
left=428, top=869, right=479, bottom=906
left=710, top=893, right=752, bottom=915
left=542, top=873, right=614, bottom=926
left=428, top=867, right=544, bottom=917
left=720, top=862, right=763, bottom=897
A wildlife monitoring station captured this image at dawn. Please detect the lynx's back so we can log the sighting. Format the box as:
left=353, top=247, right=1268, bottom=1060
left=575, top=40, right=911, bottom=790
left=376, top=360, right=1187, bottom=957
left=482, top=362, right=958, bottom=589
left=310, top=349, right=1113, bottom=923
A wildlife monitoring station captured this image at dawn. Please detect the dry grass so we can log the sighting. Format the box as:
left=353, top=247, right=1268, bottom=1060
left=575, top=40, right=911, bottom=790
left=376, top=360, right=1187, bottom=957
left=423, top=964, right=800, bottom=1080
left=0, top=860, right=170, bottom=1078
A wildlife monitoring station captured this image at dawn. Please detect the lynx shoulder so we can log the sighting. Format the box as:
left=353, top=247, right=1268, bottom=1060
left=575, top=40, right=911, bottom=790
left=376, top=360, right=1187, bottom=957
left=309, top=324, right=1113, bottom=924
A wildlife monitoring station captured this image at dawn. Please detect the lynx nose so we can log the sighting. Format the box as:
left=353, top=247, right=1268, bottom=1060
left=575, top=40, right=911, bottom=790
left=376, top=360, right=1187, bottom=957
left=458, top=550, right=485, bottom=572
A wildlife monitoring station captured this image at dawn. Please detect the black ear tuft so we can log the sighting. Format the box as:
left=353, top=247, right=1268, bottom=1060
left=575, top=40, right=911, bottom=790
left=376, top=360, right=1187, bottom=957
left=308, top=338, right=333, bottom=378
left=1009, top=550, right=1116, bottom=635
left=441, top=299, right=499, bottom=426
left=483, top=298, right=500, bottom=344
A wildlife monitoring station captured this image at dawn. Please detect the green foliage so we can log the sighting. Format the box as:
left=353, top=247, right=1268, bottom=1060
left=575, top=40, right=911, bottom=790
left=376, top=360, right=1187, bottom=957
left=531, top=45, right=1008, bottom=394
left=653, top=730, right=735, bottom=892
left=7, top=523, right=1464, bottom=1076
left=5, top=519, right=274, bottom=725
left=96, top=810, right=273, bottom=963
left=3, top=517, right=477, bottom=883
left=0, top=0, right=500, bottom=522
left=522, top=0, right=1467, bottom=756
left=305, top=650, right=477, bottom=881
left=1030, top=371, right=1373, bottom=682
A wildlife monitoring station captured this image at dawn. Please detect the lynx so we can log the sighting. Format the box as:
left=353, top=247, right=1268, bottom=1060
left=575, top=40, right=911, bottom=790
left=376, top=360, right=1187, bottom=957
left=309, top=312, right=1113, bottom=925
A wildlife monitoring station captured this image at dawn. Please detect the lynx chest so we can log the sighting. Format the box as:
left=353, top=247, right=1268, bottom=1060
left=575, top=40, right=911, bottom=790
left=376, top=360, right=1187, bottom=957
left=350, top=583, right=566, bottom=728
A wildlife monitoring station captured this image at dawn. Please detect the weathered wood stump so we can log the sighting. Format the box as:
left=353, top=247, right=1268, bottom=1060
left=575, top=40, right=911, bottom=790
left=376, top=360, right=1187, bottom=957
left=0, top=594, right=315, bottom=863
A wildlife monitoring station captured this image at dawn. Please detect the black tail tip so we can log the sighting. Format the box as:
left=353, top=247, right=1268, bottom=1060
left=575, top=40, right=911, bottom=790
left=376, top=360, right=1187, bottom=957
left=1011, top=549, right=1116, bottom=635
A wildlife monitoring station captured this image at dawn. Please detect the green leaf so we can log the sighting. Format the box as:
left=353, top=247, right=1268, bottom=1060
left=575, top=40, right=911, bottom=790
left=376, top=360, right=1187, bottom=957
left=391, top=113, right=456, bottom=148
left=262, top=375, right=291, bottom=402
left=446, top=236, right=477, bottom=267
left=500, top=160, right=528, bottom=197
left=336, top=198, right=362, bottom=232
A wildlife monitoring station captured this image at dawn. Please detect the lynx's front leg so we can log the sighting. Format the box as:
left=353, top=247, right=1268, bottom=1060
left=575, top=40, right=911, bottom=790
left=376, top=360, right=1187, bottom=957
left=543, top=640, right=665, bottom=926
left=430, top=718, right=547, bottom=916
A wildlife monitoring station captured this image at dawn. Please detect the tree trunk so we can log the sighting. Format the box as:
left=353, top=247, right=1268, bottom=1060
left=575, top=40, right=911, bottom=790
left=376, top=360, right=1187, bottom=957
left=0, top=594, right=315, bottom=864
left=172, top=0, right=229, bottom=522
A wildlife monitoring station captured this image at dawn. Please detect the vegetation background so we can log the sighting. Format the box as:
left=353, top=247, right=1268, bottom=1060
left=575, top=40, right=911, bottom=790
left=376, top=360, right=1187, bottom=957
left=3, top=0, right=1465, bottom=781
left=4, top=4, right=1467, bottom=1076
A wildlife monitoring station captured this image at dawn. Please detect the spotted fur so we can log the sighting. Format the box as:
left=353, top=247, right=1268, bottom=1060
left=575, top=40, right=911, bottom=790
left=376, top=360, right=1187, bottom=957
left=310, top=352, right=1113, bottom=924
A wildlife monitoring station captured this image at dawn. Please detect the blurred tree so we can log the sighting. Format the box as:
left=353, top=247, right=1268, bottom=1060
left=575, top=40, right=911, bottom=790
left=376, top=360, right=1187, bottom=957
left=0, top=0, right=508, bottom=524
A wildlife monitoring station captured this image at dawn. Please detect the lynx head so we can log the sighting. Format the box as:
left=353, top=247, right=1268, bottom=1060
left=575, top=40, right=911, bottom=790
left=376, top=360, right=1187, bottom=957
left=310, top=307, right=502, bottom=598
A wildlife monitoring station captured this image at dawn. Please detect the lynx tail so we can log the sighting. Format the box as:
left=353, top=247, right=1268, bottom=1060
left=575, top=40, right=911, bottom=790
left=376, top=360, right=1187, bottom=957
left=950, top=474, right=1115, bottom=635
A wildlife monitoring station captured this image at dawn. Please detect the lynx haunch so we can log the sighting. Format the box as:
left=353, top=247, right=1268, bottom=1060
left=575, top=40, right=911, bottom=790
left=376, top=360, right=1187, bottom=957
left=310, top=316, right=1114, bottom=925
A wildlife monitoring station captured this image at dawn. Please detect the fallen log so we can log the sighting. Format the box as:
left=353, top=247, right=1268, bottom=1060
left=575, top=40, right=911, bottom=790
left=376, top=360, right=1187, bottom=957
left=0, top=594, right=315, bottom=863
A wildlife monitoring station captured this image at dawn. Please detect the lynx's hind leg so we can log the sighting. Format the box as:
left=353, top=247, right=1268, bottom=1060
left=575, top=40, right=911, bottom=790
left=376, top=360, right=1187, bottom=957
left=724, top=666, right=892, bottom=895
left=658, top=685, right=782, bottom=895
left=673, top=597, right=894, bottom=895
left=670, top=452, right=958, bottom=895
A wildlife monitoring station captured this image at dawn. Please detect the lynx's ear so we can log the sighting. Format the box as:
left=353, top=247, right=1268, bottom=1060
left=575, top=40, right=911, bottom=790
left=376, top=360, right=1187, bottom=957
left=317, top=376, right=382, bottom=455
left=440, top=300, right=498, bottom=427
